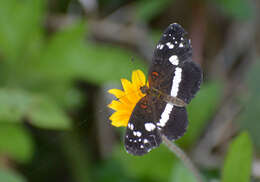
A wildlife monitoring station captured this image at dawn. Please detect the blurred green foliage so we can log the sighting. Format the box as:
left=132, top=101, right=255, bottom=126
left=113, top=144, right=176, bottom=181
left=171, top=161, right=197, bottom=182
left=0, top=89, right=71, bottom=129
left=181, top=82, right=223, bottom=148
left=238, top=61, right=260, bottom=150
left=0, top=168, right=27, bottom=182
left=136, top=0, right=172, bottom=22
left=221, top=132, right=253, bottom=182
left=212, top=0, right=253, bottom=20
left=0, top=123, right=34, bottom=163
left=0, top=0, right=146, bottom=127
left=0, top=0, right=256, bottom=181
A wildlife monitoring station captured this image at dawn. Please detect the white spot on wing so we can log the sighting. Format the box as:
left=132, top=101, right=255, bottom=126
left=179, top=43, right=184, bottom=48
left=128, top=123, right=134, bottom=130
left=157, top=103, right=174, bottom=127
left=169, top=55, right=179, bottom=65
left=133, top=131, right=142, bottom=137
left=171, top=67, right=182, bottom=97
left=159, top=44, right=164, bottom=50
left=140, top=145, right=144, bottom=149
left=166, top=42, right=174, bottom=49
left=144, top=139, right=148, bottom=144
left=145, top=123, right=156, bottom=131
left=157, top=67, right=182, bottom=128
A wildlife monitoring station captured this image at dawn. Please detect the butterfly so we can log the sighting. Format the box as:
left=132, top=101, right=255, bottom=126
left=124, top=23, right=203, bottom=155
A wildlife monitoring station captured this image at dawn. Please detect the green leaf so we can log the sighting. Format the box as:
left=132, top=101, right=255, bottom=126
left=0, top=0, right=44, bottom=61
left=136, top=0, right=173, bottom=22
left=0, top=89, right=71, bottom=130
left=27, top=96, right=71, bottom=130
left=0, top=123, right=34, bottom=163
left=171, top=161, right=197, bottom=182
left=221, top=132, right=253, bottom=182
left=34, top=23, right=147, bottom=85
left=81, top=43, right=147, bottom=84
left=0, top=89, right=33, bottom=123
left=211, top=0, right=253, bottom=20
left=0, top=168, right=27, bottom=182
left=179, top=82, right=223, bottom=147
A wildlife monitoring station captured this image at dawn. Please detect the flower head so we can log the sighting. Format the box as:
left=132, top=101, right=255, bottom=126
left=108, top=70, right=148, bottom=127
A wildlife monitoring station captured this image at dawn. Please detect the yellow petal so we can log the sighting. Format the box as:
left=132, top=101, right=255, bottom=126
left=108, top=88, right=131, bottom=105
left=121, top=78, right=138, bottom=102
left=108, top=100, right=131, bottom=112
left=121, top=78, right=133, bottom=93
left=111, top=119, right=129, bottom=127
left=109, top=112, right=130, bottom=127
left=132, top=69, right=146, bottom=87
left=107, top=69, right=148, bottom=128
left=109, top=111, right=130, bottom=120
left=132, top=70, right=148, bottom=99
left=108, top=89, right=125, bottom=98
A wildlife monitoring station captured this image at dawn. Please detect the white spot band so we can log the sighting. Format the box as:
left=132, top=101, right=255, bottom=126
left=171, top=67, right=182, bottom=97
left=169, top=55, right=179, bottom=65
left=157, top=67, right=182, bottom=128
left=166, top=42, right=174, bottom=49
left=157, top=103, right=174, bottom=127
left=145, top=123, right=156, bottom=132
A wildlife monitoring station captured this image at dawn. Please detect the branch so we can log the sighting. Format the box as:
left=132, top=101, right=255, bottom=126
left=161, top=135, right=204, bottom=182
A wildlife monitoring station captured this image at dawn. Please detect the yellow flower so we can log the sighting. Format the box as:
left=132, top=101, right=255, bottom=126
left=108, top=69, right=148, bottom=127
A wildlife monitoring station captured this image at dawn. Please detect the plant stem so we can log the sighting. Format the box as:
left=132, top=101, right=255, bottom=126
left=161, top=135, right=204, bottom=182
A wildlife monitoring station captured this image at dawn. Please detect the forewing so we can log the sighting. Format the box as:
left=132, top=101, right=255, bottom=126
left=124, top=95, right=164, bottom=156
left=177, top=60, right=202, bottom=104
left=153, top=23, right=192, bottom=64
left=148, top=23, right=202, bottom=103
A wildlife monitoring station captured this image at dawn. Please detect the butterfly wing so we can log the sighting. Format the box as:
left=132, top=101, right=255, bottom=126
left=124, top=95, right=189, bottom=155
left=125, top=23, right=202, bottom=155
left=147, top=23, right=201, bottom=141
left=149, top=23, right=202, bottom=104
left=124, top=95, right=163, bottom=155
left=156, top=104, right=188, bottom=141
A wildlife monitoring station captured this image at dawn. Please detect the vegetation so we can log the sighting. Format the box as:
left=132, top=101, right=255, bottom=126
left=0, top=0, right=258, bottom=182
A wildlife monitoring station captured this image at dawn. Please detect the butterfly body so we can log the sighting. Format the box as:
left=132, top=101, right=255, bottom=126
left=124, top=23, right=202, bottom=155
left=140, top=86, right=187, bottom=107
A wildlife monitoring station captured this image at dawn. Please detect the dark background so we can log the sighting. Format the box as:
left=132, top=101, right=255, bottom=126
left=0, top=0, right=259, bottom=182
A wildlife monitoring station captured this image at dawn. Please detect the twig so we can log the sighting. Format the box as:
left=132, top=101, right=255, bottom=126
left=161, top=135, right=204, bottom=182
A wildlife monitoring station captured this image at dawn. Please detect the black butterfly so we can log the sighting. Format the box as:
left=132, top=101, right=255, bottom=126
left=124, top=23, right=203, bottom=155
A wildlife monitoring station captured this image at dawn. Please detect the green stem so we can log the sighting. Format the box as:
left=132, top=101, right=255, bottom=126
left=161, top=135, right=204, bottom=182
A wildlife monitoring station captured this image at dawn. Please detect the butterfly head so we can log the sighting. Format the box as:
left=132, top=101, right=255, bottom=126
left=140, top=85, right=149, bottom=94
